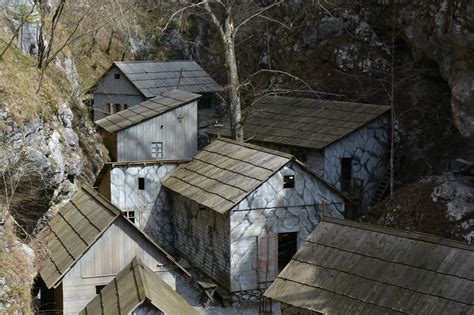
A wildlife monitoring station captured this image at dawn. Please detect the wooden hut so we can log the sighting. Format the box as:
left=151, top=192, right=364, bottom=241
left=95, top=89, right=201, bottom=162
left=36, top=184, right=195, bottom=314
left=162, top=138, right=350, bottom=303
left=209, top=95, right=391, bottom=213
left=265, top=217, right=474, bottom=314
left=90, top=61, right=222, bottom=120
left=80, top=257, right=197, bottom=315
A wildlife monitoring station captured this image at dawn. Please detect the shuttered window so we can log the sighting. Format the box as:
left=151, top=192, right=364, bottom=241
left=257, top=234, right=278, bottom=287
left=102, top=103, right=111, bottom=114
left=151, top=142, right=163, bottom=159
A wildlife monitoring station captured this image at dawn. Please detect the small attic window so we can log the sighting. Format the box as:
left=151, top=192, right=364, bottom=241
left=114, top=73, right=121, bottom=79
left=138, top=177, right=145, bottom=190
left=283, top=175, right=295, bottom=188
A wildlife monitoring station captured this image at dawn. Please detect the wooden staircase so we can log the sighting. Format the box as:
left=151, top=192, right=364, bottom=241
left=370, top=168, right=391, bottom=207
left=370, top=150, right=400, bottom=207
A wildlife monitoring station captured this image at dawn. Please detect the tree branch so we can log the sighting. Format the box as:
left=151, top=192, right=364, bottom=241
left=234, top=0, right=284, bottom=35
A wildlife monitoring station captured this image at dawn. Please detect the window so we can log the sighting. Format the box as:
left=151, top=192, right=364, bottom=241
left=138, top=177, right=145, bottom=190
left=283, top=175, right=295, bottom=188
left=278, top=232, right=297, bottom=272
left=114, top=73, right=121, bottom=79
left=151, top=142, right=163, bottom=159
left=123, top=104, right=128, bottom=110
left=341, top=157, right=352, bottom=193
left=95, top=285, right=106, bottom=294
left=111, top=103, right=121, bottom=114
left=124, top=211, right=136, bottom=224
left=102, top=103, right=111, bottom=114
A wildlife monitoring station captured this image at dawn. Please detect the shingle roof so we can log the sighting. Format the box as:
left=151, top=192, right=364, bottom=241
left=162, top=138, right=347, bottom=213
left=114, top=61, right=222, bottom=97
left=209, top=96, right=390, bottom=150
left=264, top=217, right=474, bottom=314
left=38, top=184, right=188, bottom=289
left=94, top=89, right=200, bottom=133
left=80, top=257, right=197, bottom=315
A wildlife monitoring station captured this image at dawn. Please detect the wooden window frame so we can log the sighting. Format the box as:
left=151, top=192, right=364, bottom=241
left=151, top=142, right=163, bottom=160
left=124, top=211, right=136, bottom=224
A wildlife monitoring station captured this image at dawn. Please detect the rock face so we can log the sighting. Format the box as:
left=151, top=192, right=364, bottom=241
left=433, top=172, right=474, bottom=242
left=395, top=0, right=474, bottom=136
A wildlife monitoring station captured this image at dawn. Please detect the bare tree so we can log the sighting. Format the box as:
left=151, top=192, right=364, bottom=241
left=35, top=0, right=110, bottom=92
left=163, top=0, right=284, bottom=142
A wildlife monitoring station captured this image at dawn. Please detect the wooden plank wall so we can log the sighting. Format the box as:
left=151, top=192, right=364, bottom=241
left=117, top=102, right=198, bottom=161
left=93, top=66, right=145, bottom=120
left=172, top=195, right=231, bottom=289
left=61, top=217, right=176, bottom=314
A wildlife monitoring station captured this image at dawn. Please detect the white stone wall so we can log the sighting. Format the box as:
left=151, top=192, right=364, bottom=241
left=229, top=161, right=345, bottom=292
left=323, top=114, right=390, bottom=210
left=110, top=163, right=179, bottom=250
left=251, top=141, right=325, bottom=176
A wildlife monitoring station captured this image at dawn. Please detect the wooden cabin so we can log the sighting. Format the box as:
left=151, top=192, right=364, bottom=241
left=208, top=96, right=391, bottom=214
left=80, top=257, right=197, bottom=315
left=265, top=217, right=474, bottom=314
left=36, top=184, right=197, bottom=314
left=162, top=138, right=350, bottom=303
left=90, top=61, right=222, bottom=121
left=95, top=89, right=200, bottom=162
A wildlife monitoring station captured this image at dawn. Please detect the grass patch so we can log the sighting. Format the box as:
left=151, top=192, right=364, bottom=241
left=0, top=218, right=34, bottom=314
left=0, top=33, right=71, bottom=126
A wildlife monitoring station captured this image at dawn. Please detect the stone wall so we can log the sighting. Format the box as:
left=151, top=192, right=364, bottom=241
left=229, top=161, right=345, bottom=292
left=323, top=113, right=390, bottom=209
left=251, top=141, right=325, bottom=176
left=172, top=195, right=231, bottom=289
left=110, top=163, right=179, bottom=250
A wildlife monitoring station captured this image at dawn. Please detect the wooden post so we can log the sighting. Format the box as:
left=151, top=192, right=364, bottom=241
left=320, top=200, right=326, bottom=219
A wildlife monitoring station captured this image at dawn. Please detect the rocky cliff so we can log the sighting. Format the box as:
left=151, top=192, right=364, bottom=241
left=394, top=0, right=474, bottom=137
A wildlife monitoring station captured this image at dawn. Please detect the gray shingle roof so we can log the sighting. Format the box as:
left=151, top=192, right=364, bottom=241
left=162, top=138, right=347, bottom=213
left=114, top=61, right=222, bottom=97
left=94, top=89, right=200, bottom=133
left=208, top=96, right=390, bottom=150
left=264, top=217, right=474, bottom=314
left=80, top=257, right=197, bottom=315
left=37, top=184, right=189, bottom=289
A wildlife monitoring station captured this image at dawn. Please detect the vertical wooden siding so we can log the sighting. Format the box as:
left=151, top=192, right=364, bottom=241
left=173, top=195, right=231, bottom=289
left=93, top=66, right=145, bottom=120
left=117, top=102, right=198, bottom=161
left=61, top=217, right=176, bottom=314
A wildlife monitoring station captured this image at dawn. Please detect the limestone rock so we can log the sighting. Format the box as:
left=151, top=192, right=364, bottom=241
left=396, top=0, right=474, bottom=136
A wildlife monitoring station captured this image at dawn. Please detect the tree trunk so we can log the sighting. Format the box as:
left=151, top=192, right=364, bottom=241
left=223, top=18, right=243, bottom=142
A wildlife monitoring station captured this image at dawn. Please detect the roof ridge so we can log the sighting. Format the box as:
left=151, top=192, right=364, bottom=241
left=133, top=258, right=152, bottom=301
left=95, top=91, right=200, bottom=133
left=261, top=94, right=391, bottom=109
left=81, top=183, right=121, bottom=216
left=217, top=137, right=293, bottom=159
left=114, top=60, right=198, bottom=64
left=322, top=217, right=474, bottom=251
